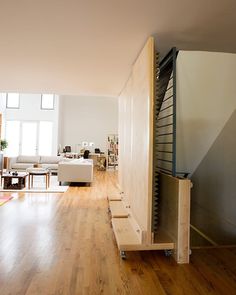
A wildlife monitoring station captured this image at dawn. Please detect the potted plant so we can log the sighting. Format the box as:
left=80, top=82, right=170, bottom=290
left=0, top=139, right=8, bottom=151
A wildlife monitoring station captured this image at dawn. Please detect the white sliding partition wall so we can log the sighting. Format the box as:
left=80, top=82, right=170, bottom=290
left=112, top=37, right=191, bottom=264
left=119, top=37, right=154, bottom=239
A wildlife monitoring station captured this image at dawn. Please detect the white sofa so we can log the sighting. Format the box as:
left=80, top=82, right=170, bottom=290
left=9, top=155, right=64, bottom=173
left=58, top=158, right=93, bottom=184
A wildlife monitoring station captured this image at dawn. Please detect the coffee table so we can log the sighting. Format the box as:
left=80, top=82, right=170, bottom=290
left=26, top=168, right=50, bottom=189
left=1, top=172, right=28, bottom=190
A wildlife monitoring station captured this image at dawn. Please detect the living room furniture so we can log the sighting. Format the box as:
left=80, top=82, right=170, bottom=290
left=97, top=155, right=106, bottom=171
left=58, top=158, right=93, bottom=185
left=1, top=172, right=28, bottom=189
left=0, top=153, right=3, bottom=175
left=83, top=150, right=90, bottom=159
left=8, top=155, right=64, bottom=173
left=79, top=152, right=102, bottom=166
left=107, top=134, right=118, bottom=169
left=26, top=168, right=50, bottom=189
left=63, top=146, right=71, bottom=152
left=60, top=152, right=79, bottom=159
left=3, top=157, right=9, bottom=169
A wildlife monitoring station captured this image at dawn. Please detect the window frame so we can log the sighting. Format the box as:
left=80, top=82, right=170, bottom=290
left=41, top=94, right=55, bottom=110
left=6, top=93, right=20, bottom=109
left=5, top=120, right=54, bottom=156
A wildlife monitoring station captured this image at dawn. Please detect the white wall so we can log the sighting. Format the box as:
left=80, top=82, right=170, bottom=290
left=59, top=95, right=118, bottom=153
left=0, top=93, right=7, bottom=136
left=1, top=93, right=59, bottom=154
left=0, top=94, right=6, bottom=112
left=191, top=110, right=236, bottom=244
left=176, top=51, right=236, bottom=175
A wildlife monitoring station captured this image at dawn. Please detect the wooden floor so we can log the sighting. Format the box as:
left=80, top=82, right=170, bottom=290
left=1, top=170, right=236, bottom=295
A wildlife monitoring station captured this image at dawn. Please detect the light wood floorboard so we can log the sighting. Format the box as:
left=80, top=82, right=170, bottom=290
left=0, top=170, right=236, bottom=294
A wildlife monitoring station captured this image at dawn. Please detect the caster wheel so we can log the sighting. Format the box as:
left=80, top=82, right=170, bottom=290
left=164, top=249, right=172, bottom=257
left=120, top=251, right=127, bottom=259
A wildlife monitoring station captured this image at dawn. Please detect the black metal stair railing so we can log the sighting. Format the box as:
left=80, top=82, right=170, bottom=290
left=156, top=47, right=177, bottom=177
left=152, top=48, right=178, bottom=234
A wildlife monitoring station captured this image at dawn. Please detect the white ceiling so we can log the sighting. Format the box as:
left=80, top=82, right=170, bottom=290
left=0, top=0, right=235, bottom=97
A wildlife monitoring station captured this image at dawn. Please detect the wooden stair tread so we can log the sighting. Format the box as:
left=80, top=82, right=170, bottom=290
left=107, top=194, right=122, bottom=201
left=109, top=201, right=128, bottom=218
left=112, top=218, right=141, bottom=250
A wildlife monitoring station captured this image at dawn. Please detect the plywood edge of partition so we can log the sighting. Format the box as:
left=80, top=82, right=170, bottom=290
left=148, top=37, right=155, bottom=244
left=141, top=36, right=155, bottom=245
left=158, top=173, right=191, bottom=263
left=177, top=178, right=191, bottom=263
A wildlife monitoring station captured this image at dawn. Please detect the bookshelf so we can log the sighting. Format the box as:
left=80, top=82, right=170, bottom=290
left=107, top=134, right=118, bottom=169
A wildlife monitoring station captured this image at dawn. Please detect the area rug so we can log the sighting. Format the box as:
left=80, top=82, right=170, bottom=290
left=0, top=196, right=13, bottom=206
left=0, top=175, right=68, bottom=193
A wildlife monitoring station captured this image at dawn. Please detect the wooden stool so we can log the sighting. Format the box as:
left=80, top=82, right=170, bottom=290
left=26, top=168, right=50, bottom=189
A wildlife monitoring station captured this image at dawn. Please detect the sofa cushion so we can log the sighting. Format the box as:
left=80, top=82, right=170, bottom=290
left=41, top=163, right=58, bottom=170
left=17, top=155, right=40, bottom=163
left=40, top=156, right=63, bottom=164
left=11, top=163, right=34, bottom=170
left=75, top=158, right=93, bottom=165
left=60, top=158, right=93, bottom=165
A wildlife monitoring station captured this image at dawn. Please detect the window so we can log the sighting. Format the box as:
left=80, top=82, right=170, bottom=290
left=5, top=120, right=53, bottom=156
left=41, top=94, right=54, bottom=110
left=21, top=122, right=37, bottom=155
left=5, top=121, right=20, bottom=156
left=6, top=93, right=20, bottom=108
left=38, top=121, right=53, bottom=155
